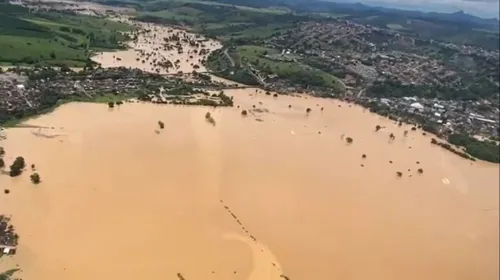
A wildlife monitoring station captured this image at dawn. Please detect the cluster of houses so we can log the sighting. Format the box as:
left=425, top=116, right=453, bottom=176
left=370, top=96, right=498, bottom=139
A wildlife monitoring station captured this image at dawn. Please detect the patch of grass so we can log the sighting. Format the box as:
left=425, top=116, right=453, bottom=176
left=0, top=35, right=88, bottom=66
left=233, top=45, right=345, bottom=91
left=0, top=3, right=134, bottom=66
left=0, top=269, right=19, bottom=280
left=226, top=23, right=294, bottom=40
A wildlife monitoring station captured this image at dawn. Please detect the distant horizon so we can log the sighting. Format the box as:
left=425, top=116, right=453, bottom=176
left=325, top=0, right=500, bottom=19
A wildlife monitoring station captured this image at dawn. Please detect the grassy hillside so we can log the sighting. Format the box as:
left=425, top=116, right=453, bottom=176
left=0, top=1, right=134, bottom=66
left=206, top=45, right=346, bottom=92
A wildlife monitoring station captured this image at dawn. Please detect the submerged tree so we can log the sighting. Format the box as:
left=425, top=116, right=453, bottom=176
left=0, top=146, right=4, bottom=157
left=158, top=121, right=165, bottom=129
left=306, top=108, right=311, bottom=114
left=375, top=125, right=382, bottom=132
left=346, top=137, right=353, bottom=144
left=417, top=168, right=424, bottom=174
left=108, top=102, right=114, bottom=108
left=9, top=156, right=25, bottom=177
left=30, top=173, right=41, bottom=184
left=396, top=171, right=403, bottom=177
left=205, top=112, right=216, bottom=126
left=241, top=110, right=248, bottom=116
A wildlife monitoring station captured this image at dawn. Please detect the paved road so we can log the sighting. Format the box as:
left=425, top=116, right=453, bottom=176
left=223, top=48, right=235, bottom=67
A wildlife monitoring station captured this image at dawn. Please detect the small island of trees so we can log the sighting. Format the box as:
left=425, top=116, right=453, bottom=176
left=9, top=157, right=25, bottom=177
left=30, top=173, right=41, bottom=184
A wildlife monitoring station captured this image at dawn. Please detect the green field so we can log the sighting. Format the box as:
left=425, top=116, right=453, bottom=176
left=234, top=45, right=345, bottom=90
left=205, top=44, right=345, bottom=92
left=0, top=2, right=134, bottom=66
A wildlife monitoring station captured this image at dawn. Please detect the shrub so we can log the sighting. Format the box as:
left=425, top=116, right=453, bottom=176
left=30, top=173, right=41, bottom=184
left=9, top=157, right=25, bottom=177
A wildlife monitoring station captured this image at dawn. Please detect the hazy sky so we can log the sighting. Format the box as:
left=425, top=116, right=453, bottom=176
left=359, top=0, right=500, bottom=18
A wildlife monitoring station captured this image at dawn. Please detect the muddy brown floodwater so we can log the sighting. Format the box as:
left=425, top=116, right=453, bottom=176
left=91, top=21, right=222, bottom=75
left=0, top=89, right=498, bottom=280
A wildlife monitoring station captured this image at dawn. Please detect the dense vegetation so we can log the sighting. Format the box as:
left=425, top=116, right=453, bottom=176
left=448, top=133, right=499, bottom=163
left=0, top=0, right=133, bottom=66
left=0, top=269, right=18, bottom=280
left=9, top=156, right=25, bottom=177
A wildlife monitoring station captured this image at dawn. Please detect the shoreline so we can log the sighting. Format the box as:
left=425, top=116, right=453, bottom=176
left=1, top=8, right=497, bottom=163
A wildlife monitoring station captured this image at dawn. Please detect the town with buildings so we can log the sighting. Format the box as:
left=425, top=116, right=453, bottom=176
left=0, top=66, right=236, bottom=126
left=246, top=20, right=499, bottom=141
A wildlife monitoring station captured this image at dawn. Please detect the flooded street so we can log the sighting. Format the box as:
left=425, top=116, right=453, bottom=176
left=91, top=21, right=222, bottom=74
left=0, top=90, right=498, bottom=280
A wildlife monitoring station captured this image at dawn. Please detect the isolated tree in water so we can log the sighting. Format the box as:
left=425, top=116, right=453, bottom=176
left=30, top=173, right=41, bottom=184
left=346, top=137, right=353, bottom=144
left=375, top=125, right=381, bottom=132
left=9, top=156, right=25, bottom=177
left=0, top=158, right=4, bottom=168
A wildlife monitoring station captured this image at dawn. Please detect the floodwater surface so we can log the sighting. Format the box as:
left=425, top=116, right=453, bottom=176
left=0, top=90, right=498, bottom=280
left=91, top=21, right=222, bottom=75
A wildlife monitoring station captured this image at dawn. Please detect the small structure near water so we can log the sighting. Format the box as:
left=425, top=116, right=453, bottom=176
left=0, top=215, right=18, bottom=257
